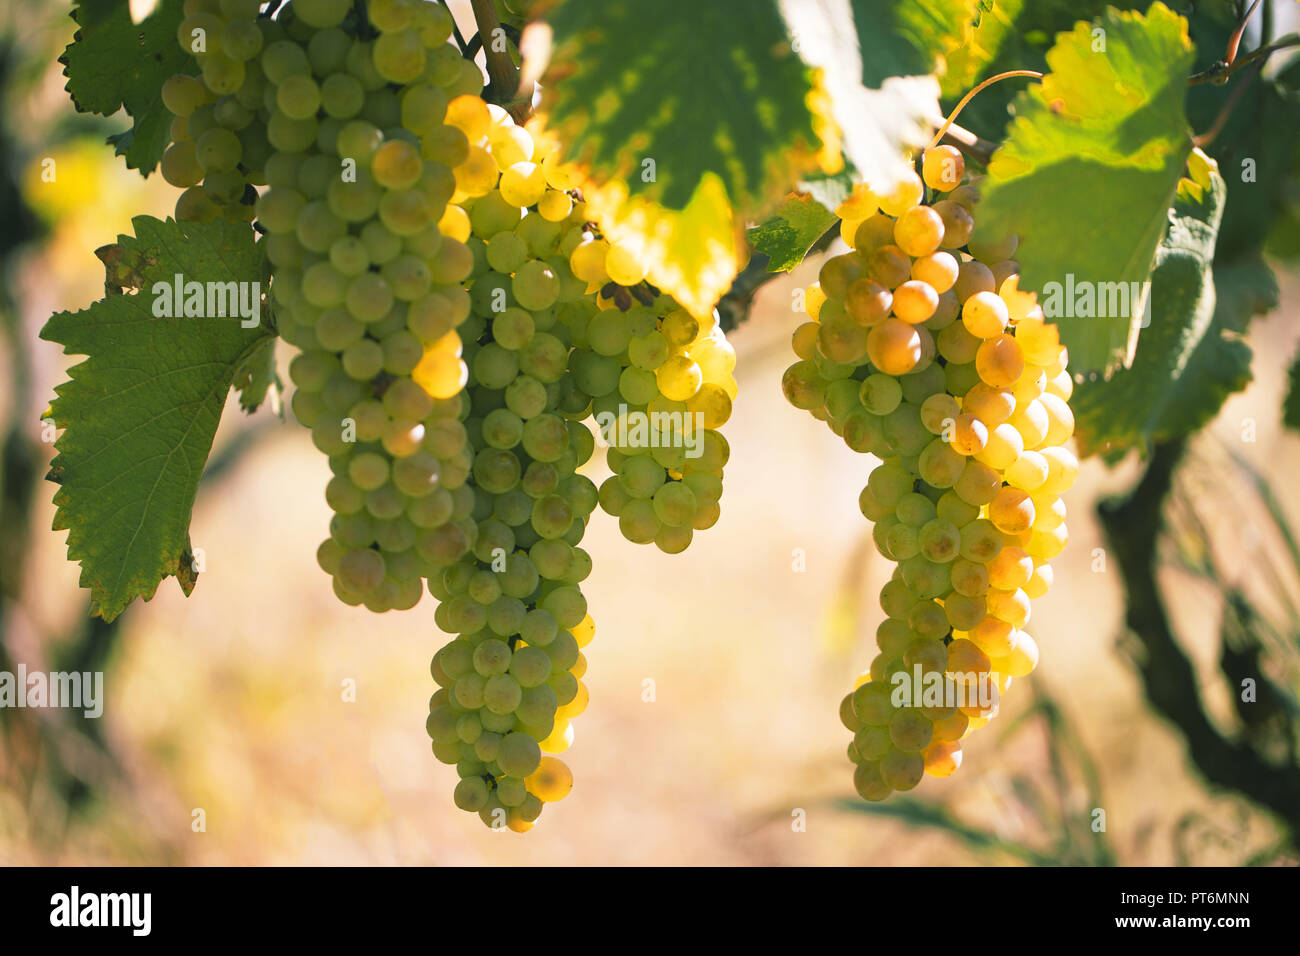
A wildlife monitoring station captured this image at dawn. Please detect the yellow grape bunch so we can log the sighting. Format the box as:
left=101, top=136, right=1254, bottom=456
left=155, top=0, right=738, bottom=831
left=781, top=145, right=1078, bottom=798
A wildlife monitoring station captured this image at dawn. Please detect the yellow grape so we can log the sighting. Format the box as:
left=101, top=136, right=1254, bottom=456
left=867, top=318, right=922, bottom=375
left=948, top=183, right=980, bottom=210
left=986, top=588, right=1031, bottom=628
left=537, top=188, right=573, bottom=222
left=970, top=615, right=1016, bottom=657
left=936, top=320, right=981, bottom=364
left=569, top=237, right=610, bottom=283
left=605, top=242, right=647, bottom=286
left=892, top=279, right=940, bottom=324
left=438, top=203, right=472, bottom=242
left=989, top=259, right=1019, bottom=289
left=539, top=717, right=574, bottom=753
left=867, top=245, right=912, bottom=289
left=1010, top=364, right=1047, bottom=405
left=687, top=383, right=733, bottom=429
left=453, top=145, right=498, bottom=197
left=953, top=458, right=1001, bottom=506
left=953, top=259, right=996, bottom=301
left=1005, top=449, right=1049, bottom=492
left=926, top=290, right=960, bottom=330
left=879, top=169, right=924, bottom=217
left=988, top=547, right=1033, bottom=593
left=962, top=382, right=1015, bottom=427
left=445, top=94, right=491, bottom=142
left=950, top=558, right=990, bottom=597
left=922, top=145, right=966, bottom=192
left=961, top=290, right=1009, bottom=338
left=845, top=278, right=893, bottom=325
left=541, top=148, right=580, bottom=190
left=1038, top=392, right=1075, bottom=445
left=934, top=199, right=974, bottom=249
left=1023, top=562, right=1053, bottom=599
left=1027, top=523, right=1069, bottom=560
left=989, top=486, right=1035, bottom=535
left=923, top=741, right=963, bottom=777
left=911, top=251, right=959, bottom=293
left=894, top=205, right=945, bottom=257
left=853, top=213, right=899, bottom=254
left=920, top=393, right=961, bottom=434
left=1031, top=493, right=1067, bottom=531
left=656, top=355, right=703, bottom=401
left=974, top=422, right=1023, bottom=470
left=975, top=333, right=1025, bottom=388
left=526, top=756, right=574, bottom=802
left=1010, top=398, right=1049, bottom=448
left=949, top=413, right=988, bottom=455
left=489, top=124, right=534, bottom=168
left=804, top=283, right=827, bottom=320
left=992, top=630, right=1039, bottom=677
left=1046, top=367, right=1074, bottom=401
left=931, top=709, right=970, bottom=742
left=820, top=252, right=865, bottom=298
left=1038, top=446, right=1079, bottom=496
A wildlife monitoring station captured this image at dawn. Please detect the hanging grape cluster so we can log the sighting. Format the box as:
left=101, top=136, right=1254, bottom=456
left=782, top=146, right=1078, bottom=798
left=158, top=0, right=737, bottom=830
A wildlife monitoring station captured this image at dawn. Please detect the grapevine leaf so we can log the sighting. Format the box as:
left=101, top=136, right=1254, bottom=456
left=1071, top=170, right=1253, bottom=458
left=939, top=0, right=1152, bottom=138
left=59, top=0, right=193, bottom=175
left=40, top=216, right=273, bottom=621
left=747, top=193, right=836, bottom=273
left=1285, top=352, right=1300, bottom=433
left=581, top=172, right=742, bottom=321
left=232, top=336, right=283, bottom=414
left=540, top=0, right=828, bottom=214
left=780, top=0, right=942, bottom=198
left=850, top=0, right=979, bottom=88
left=1185, top=22, right=1300, bottom=264
left=976, top=2, right=1196, bottom=374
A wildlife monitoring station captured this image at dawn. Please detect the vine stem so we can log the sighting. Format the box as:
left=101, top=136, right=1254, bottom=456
left=469, top=0, right=530, bottom=122
left=1193, top=59, right=1263, bottom=147
left=1227, top=0, right=1264, bottom=65
left=939, top=122, right=998, bottom=167
left=927, top=69, right=1043, bottom=151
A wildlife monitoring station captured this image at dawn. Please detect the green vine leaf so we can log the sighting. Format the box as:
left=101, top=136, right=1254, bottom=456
left=60, top=0, right=193, bottom=175
left=41, top=216, right=274, bottom=621
left=747, top=193, right=836, bottom=273
left=851, top=0, right=979, bottom=89
left=540, top=0, right=826, bottom=214
left=781, top=0, right=943, bottom=200
left=1071, top=170, right=1254, bottom=458
left=974, top=2, right=1196, bottom=374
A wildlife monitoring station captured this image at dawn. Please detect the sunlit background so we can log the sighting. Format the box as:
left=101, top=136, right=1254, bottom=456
left=1, top=0, right=1299, bottom=866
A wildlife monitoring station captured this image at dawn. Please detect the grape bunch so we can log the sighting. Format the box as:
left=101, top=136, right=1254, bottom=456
left=420, top=95, right=612, bottom=830
left=574, top=292, right=735, bottom=554
left=156, top=1, right=738, bottom=830
left=165, top=0, right=489, bottom=611
left=781, top=145, right=1078, bottom=799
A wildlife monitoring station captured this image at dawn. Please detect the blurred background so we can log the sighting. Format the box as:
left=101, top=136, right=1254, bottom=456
left=2, top=0, right=1299, bottom=866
